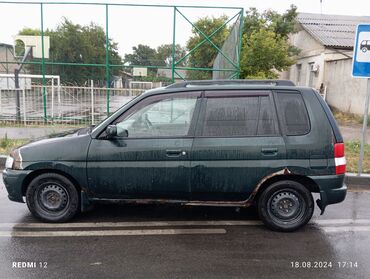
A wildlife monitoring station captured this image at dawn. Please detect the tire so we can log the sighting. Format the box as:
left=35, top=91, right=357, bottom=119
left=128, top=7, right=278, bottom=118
left=362, top=47, right=367, bottom=53
left=257, top=180, right=314, bottom=232
left=26, top=173, right=80, bottom=222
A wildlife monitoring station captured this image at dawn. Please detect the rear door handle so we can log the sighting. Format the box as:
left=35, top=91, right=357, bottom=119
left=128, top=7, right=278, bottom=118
left=166, top=150, right=186, bottom=157
left=261, top=148, right=278, bottom=156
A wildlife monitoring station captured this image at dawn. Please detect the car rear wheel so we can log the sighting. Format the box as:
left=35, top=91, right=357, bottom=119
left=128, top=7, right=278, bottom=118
left=26, top=173, right=79, bottom=222
left=362, top=47, right=367, bottom=52
left=258, top=180, right=314, bottom=232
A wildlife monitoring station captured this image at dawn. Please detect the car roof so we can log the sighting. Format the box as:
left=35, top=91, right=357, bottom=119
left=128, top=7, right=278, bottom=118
left=139, top=80, right=312, bottom=97
left=166, top=79, right=295, bottom=88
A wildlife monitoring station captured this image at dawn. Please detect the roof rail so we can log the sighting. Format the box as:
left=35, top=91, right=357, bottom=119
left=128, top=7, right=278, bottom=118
left=166, top=79, right=295, bottom=89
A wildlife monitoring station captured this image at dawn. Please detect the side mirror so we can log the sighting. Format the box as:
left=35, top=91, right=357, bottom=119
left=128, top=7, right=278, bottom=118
left=106, top=125, right=117, bottom=138
left=117, top=128, right=129, bottom=138
left=106, top=125, right=128, bottom=139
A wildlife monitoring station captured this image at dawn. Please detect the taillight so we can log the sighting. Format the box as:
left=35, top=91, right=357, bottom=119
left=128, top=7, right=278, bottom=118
left=334, top=143, right=346, bottom=174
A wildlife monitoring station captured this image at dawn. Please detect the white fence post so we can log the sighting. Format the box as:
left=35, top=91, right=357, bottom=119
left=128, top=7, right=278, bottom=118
left=91, top=80, right=94, bottom=125
left=57, top=77, right=61, bottom=118
left=51, top=78, right=55, bottom=120
left=22, top=88, right=26, bottom=125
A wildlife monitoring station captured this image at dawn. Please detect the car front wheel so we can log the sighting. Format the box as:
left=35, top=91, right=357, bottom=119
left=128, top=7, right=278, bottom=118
left=258, top=180, right=314, bottom=232
left=26, top=173, right=79, bottom=222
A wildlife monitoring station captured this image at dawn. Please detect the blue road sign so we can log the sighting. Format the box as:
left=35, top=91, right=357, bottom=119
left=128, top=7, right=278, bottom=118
left=353, top=24, right=370, bottom=78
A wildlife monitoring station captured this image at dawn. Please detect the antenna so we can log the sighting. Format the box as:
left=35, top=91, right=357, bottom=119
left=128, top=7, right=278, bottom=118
left=320, top=0, right=323, bottom=14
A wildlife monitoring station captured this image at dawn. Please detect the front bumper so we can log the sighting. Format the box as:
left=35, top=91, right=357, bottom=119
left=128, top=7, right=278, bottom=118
left=2, top=169, right=32, bottom=203
left=309, top=174, right=347, bottom=214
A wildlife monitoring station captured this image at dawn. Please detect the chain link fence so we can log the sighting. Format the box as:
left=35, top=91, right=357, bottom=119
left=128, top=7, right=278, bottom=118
left=212, top=14, right=242, bottom=80
left=0, top=85, right=147, bottom=126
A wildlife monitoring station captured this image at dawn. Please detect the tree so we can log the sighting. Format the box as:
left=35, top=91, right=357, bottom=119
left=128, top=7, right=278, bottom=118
left=18, top=18, right=122, bottom=85
left=124, top=44, right=158, bottom=68
left=124, top=44, right=160, bottom=76
left=186, top=16, right=230, bottom=80
left=240, top=5, right=299, bottom=79
left=240, top=29, right=295, bottom=79
left=156, top=44, right=187, bottom=67
left=124, top=43, right=187, bottom=76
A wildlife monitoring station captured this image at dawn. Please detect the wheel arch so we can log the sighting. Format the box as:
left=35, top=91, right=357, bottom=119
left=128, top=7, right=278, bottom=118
left=22, top=169, right=82, bottom=196
left=251, top=173, right=320, bottom=204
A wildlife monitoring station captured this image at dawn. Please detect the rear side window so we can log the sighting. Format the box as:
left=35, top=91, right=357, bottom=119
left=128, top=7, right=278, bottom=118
left=201, top=95, right=278, bottom=137
left=276, top=92, right=310, bottom=136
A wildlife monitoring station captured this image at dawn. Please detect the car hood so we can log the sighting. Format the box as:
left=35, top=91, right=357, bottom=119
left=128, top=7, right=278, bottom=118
left=18, top=127, right=93, bottom=163
left=39, top=126, right=94, bottom=140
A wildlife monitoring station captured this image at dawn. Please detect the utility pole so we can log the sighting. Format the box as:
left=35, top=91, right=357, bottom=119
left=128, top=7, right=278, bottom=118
left=358, top=79, right=370, bottom=174
left=14, top=68, right=21, bottom=121
left=352, top=24, right=370, bottom=175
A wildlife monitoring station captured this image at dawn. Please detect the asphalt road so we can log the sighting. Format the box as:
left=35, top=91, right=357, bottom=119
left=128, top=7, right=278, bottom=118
left=0, top=174, right=370, bottom=279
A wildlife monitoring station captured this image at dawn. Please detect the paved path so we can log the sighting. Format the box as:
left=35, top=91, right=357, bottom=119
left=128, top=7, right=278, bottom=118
left=0, top=126, right=72, bottom=139
left=340, top=124, right=370, bottom=144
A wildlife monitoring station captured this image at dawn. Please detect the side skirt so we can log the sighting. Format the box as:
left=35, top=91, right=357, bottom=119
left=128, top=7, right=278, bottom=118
left=88, top=198, right=252, bottom=208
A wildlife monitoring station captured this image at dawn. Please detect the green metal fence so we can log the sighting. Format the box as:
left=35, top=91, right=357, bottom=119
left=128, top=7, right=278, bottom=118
left=0, top=1, right=243, bottom=124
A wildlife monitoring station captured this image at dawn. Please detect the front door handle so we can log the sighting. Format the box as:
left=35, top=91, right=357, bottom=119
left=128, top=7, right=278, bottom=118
left=166, top=150, right=186, bottom=157
left=261, top=148, right=278, bottom=156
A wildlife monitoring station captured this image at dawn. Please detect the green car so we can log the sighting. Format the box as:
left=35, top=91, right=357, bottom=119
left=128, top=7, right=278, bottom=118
left=3, top=80, right=347, bottom=232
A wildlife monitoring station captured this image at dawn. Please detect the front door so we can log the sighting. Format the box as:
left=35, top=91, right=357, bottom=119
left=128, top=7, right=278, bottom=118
left=87, top=92, right=201, bottom=200
left=190, top=90, right=286, bottom=201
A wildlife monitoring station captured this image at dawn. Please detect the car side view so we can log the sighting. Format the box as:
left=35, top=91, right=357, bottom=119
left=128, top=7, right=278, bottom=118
left=3, top=80, right=347, bottom=232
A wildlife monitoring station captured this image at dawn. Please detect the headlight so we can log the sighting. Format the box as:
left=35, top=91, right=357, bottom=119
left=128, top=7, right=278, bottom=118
left=5, top=156, right=14, bottom=169
left=7, top=149, right=23, bottom=170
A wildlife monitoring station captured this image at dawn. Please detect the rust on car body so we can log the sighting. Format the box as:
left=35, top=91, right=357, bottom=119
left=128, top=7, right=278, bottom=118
left=186, top=168, right=292, bottom=207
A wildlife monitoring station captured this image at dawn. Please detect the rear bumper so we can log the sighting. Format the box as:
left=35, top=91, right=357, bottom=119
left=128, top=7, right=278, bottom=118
left=2, top=169, right=32, bottom=203
left=309, top=174, right=347, bottom=214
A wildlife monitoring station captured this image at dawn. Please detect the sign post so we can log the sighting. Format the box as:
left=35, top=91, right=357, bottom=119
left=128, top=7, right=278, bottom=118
left=352, top=24, right=370, bottom=175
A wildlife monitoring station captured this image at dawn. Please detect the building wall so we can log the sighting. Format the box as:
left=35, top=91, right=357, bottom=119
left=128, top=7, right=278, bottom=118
left=285, top=29, right=326, bottom=88
left=324, top=58, right=368, bottom=114
left=0, top=45, right=17, bottom=75
left=0, top=45, right=17, bottom=89
left=290, top=29, right=325, bottom=57
left=283, top=28, right=368, bottom=115
left=0, top=44, right=32, bottom=89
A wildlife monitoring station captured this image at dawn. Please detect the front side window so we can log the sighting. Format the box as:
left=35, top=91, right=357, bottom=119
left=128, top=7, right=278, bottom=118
left=201, top=95, right=278, bottom=137
left=115, top=94, right=198, bottom=138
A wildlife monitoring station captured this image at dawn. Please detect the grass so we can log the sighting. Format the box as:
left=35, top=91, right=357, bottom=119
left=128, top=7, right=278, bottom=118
left=330, top=108, right=370, bottom=173
left=0, top=134, right=27, bottom=155
left=345, top=140, right=370, bottom=173
left=331, top=107, right=370, bottom=127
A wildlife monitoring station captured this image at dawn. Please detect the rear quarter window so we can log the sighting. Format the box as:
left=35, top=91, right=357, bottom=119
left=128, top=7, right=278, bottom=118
left=276, top=92, right=310, bottom=136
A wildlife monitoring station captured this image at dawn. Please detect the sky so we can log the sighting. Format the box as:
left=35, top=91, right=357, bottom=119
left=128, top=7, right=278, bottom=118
left=1, top=0, right=370, bottom=57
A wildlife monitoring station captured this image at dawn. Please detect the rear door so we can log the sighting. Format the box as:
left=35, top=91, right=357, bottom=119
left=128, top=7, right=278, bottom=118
left=190, top=90, right=286, bottom=201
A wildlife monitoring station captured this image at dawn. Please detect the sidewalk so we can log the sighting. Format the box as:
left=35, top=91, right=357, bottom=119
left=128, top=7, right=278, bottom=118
left=340, top=124, right=370, bottom=144
left=0, top=126, right=71, bottom=139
